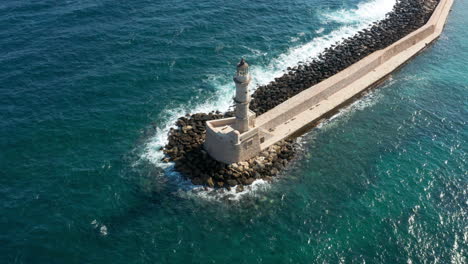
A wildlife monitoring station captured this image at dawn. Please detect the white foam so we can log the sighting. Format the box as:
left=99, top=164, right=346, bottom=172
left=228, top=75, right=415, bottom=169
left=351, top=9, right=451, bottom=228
left=91, top=219, right=108, bottom=236
left=100, top=225, right=108, bottom=236
left=315, top=88, right=384, bottom=131
left=290, top=36, right=300, bottom=43
left=178, top=179, right=272, bottom=202
left=315, top=27, right=325, bottom=34
left=451, top=234, right=466, bottom=264
left=139, top=0, right=397, bottom=198
left=321, top=0, right=396, bottom=24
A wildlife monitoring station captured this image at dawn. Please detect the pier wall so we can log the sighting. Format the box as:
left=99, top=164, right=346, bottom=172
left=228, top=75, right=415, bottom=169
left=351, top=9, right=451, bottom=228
left=255, top=0, right=453, bottom=151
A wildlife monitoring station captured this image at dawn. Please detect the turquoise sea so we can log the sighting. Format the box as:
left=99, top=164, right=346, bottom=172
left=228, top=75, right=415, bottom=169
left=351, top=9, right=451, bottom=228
left=1, top=0, right=466, bottom=263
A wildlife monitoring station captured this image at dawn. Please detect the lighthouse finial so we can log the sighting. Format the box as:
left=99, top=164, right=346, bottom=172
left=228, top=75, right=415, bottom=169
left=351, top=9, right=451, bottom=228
left=237, top=58, right=248, bottom=69
left=238, top=58, right=246, bottom=67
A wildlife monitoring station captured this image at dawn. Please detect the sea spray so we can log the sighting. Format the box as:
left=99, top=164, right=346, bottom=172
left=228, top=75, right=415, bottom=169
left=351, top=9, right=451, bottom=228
left=321, top=0, right=396, bottom=24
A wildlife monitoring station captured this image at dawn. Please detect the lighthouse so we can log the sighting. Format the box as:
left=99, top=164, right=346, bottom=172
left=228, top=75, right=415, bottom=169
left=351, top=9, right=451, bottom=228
left=204, top=58, right=260, bottom=164
left=233, top=58, right=255, bottom=133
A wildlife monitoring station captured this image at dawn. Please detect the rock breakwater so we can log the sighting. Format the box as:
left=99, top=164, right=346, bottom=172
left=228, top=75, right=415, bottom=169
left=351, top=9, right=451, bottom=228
left=162, top=0, right=440, bottom=189
left=250, top=0, right=439, bottom=115
left=163, top=112, right=299, bottom=190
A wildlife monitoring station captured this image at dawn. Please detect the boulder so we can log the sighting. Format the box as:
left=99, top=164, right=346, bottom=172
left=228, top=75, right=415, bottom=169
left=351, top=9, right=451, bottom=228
left=239, top=161, right=249, bottom=168
left=191, top=177, right=203, bottom=186
left=270, top=168, right=279, bottom=176
left=206, top=177, right=214, bottom=188
left=227, top=179, right=237, bottom=187
left=245, top=178, right=255, bottom=185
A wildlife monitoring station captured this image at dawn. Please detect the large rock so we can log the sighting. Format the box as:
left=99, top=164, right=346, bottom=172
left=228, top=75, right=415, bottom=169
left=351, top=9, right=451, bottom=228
left=227, top=179, right=237, bottom=187
left=206, top=177, right=214, bottom=188
left=245, top=178, right=255, bottom=185
left=191, top=177, right=203, bottom=186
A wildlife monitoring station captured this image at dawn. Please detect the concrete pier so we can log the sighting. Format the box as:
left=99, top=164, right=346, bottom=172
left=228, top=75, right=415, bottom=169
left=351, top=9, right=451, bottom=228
left=204, top=0, right=453, bottom=164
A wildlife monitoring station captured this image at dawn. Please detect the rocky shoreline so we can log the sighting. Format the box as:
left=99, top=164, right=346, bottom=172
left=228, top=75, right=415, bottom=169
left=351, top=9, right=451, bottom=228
left=161, top=0, right=440, bottom=190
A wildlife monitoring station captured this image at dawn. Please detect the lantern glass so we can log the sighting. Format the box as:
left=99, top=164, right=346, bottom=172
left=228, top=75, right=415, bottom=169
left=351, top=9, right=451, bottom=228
left=238, top=68, right=248, bottom=76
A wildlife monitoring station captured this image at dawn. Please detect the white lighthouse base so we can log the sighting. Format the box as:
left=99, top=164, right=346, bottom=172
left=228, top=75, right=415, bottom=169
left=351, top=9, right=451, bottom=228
left=204, top=116, right=262, bottom=164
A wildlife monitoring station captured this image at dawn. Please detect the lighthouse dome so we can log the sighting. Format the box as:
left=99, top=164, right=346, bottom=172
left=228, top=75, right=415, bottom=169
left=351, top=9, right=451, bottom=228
left=237, top=58, right=249, bottom=69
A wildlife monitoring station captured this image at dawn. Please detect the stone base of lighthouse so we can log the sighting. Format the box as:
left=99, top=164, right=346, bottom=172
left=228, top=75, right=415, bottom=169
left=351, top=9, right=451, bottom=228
left=204, top=110, right=259, bottom=164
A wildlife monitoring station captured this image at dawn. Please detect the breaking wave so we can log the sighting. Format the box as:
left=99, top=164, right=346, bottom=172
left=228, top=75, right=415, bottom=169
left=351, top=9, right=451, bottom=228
left=177, top=179, right=272, bottom=202
left=320, top=0, right=396, bottom=24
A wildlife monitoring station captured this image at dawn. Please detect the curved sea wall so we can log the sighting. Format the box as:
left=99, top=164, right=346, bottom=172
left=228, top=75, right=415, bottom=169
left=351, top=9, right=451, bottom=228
left=249, top=0, right=441, bottom=115
left=254, top=0, right=453, bottom=151
left=162, top=0, right=452, bottom=190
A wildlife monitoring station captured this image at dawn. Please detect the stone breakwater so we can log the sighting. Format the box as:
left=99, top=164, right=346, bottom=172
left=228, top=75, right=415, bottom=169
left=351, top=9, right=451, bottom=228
left=162, top=0, right=440, bottom=190
left=163, top=112, right=300, bottom=190
left=250, top=0, right=439, bottom=115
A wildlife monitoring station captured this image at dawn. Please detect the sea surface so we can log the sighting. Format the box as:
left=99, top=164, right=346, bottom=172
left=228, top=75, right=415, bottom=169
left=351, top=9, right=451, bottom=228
left=1, top=0, right=466, bottom=263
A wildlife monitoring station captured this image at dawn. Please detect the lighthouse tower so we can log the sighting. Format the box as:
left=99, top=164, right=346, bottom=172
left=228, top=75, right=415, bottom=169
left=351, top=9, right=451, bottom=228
left=234, top=58, right=255, bottom=133
left=204, top=58, right=260, bottom=164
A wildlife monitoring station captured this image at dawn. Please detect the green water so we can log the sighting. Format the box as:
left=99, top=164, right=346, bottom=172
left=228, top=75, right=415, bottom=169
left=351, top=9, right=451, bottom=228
left=0, top=0, right=466, bottom=263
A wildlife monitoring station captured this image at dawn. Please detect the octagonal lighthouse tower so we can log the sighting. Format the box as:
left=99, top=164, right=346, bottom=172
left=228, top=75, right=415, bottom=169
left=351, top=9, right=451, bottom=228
left=234, top=58, right=255, bottom=133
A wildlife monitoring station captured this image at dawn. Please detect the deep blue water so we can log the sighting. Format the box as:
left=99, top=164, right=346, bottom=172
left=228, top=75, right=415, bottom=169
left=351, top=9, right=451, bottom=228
left=1, top=0, right=466, bottom=263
